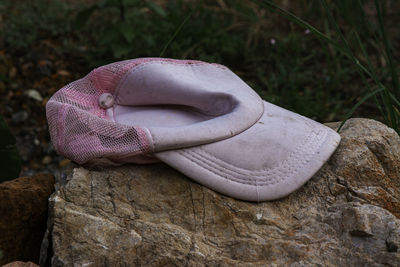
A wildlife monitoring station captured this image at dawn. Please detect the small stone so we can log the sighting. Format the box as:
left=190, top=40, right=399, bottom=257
left=26, top=89, right=43, bottom=102
left=42, top=156, right=52, bottom=165
left=59, top=159, right=71, bottom=168
left=16, top=140, right=34, bottom=162
left=57, top=70, right=70, bottom=76
left=12, top=111, right=28, bottom=123
left=37, top=60, right=53, bottom=76
left=8, top=67, right=17, bottom=79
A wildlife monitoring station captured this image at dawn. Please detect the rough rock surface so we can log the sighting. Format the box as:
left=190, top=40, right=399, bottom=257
left=2, top=261, right=39, bottom=267
left=0, top=174, right=54, bottom=265
left=43, top=119, right=400, bottom=266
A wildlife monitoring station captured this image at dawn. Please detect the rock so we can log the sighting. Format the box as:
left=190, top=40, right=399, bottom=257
left=15, top=137, right=34, bottom=163
left=2, top=261, right=39, bottom=267
left=43, top=118, right=400, bottom=266
left=41, top=156, right=52, bottom=165
left=25, top=89, right=43, bottom=102
left=0, top=174, right=54, bottom=265
left=11, top=111, right=28, bottom=123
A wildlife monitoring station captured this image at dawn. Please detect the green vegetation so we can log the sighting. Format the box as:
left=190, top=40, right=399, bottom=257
left=258, top=0, right=400, bottom=133
left=1, top=0, right=399, bottom=130
left=0, top=0, right=71, bottom=51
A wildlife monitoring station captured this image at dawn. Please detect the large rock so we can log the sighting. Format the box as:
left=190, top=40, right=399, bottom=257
left=0, top=174, right=54, bottom=265
left=2, top=262, right=39, bottom=267
left=43, top=119, right=400, bottom=266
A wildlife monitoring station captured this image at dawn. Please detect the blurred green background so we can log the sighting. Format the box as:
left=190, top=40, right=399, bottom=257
left=0, top=0, right=399, bottom=176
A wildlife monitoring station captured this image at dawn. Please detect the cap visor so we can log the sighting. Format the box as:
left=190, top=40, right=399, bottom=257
left=155, top=101, right=341, bottom=201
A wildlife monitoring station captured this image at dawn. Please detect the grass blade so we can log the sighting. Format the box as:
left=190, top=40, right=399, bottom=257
left=388, top=92, right=400, bottom=107
left=354, top=30, right=398, bottom=129
left=320, top=0, right=353, bottom=59
left=374, top=0, right=399, bottom=96
left=159, top=12, right=192, bottom=57
left=337, top=87, right=385, bottom=133
left=255, top=0, right=376, bottom=84
left=353, top=31, right=387, bottom=120
left=254, top=0, right=351, bottom=58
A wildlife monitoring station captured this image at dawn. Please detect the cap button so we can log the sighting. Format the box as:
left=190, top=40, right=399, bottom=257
left=98, top=93, right=114, bottom=109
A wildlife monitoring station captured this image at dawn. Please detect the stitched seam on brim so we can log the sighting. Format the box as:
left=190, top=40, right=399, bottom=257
left=176, top=128, right=328, bottom=186
left=197, top=128, right=320, bottom=173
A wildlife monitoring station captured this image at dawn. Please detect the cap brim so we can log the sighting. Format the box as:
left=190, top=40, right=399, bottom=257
left=155, top=101, right=341, bottom=201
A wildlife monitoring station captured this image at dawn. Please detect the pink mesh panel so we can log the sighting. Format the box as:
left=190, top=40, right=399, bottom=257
left=46, top=58, right=208, bottom=165
left=47, top=85, right=150, bottom=164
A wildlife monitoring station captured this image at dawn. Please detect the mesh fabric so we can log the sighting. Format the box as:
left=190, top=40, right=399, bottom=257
left=46, top=58, right=204, bottom=164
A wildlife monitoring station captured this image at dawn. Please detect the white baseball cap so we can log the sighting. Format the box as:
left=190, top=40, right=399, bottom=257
left=46, top=58, right=340, bottom=201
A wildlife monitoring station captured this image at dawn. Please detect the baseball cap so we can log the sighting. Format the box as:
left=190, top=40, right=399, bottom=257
left=46, top=58, right=341, bottom=201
